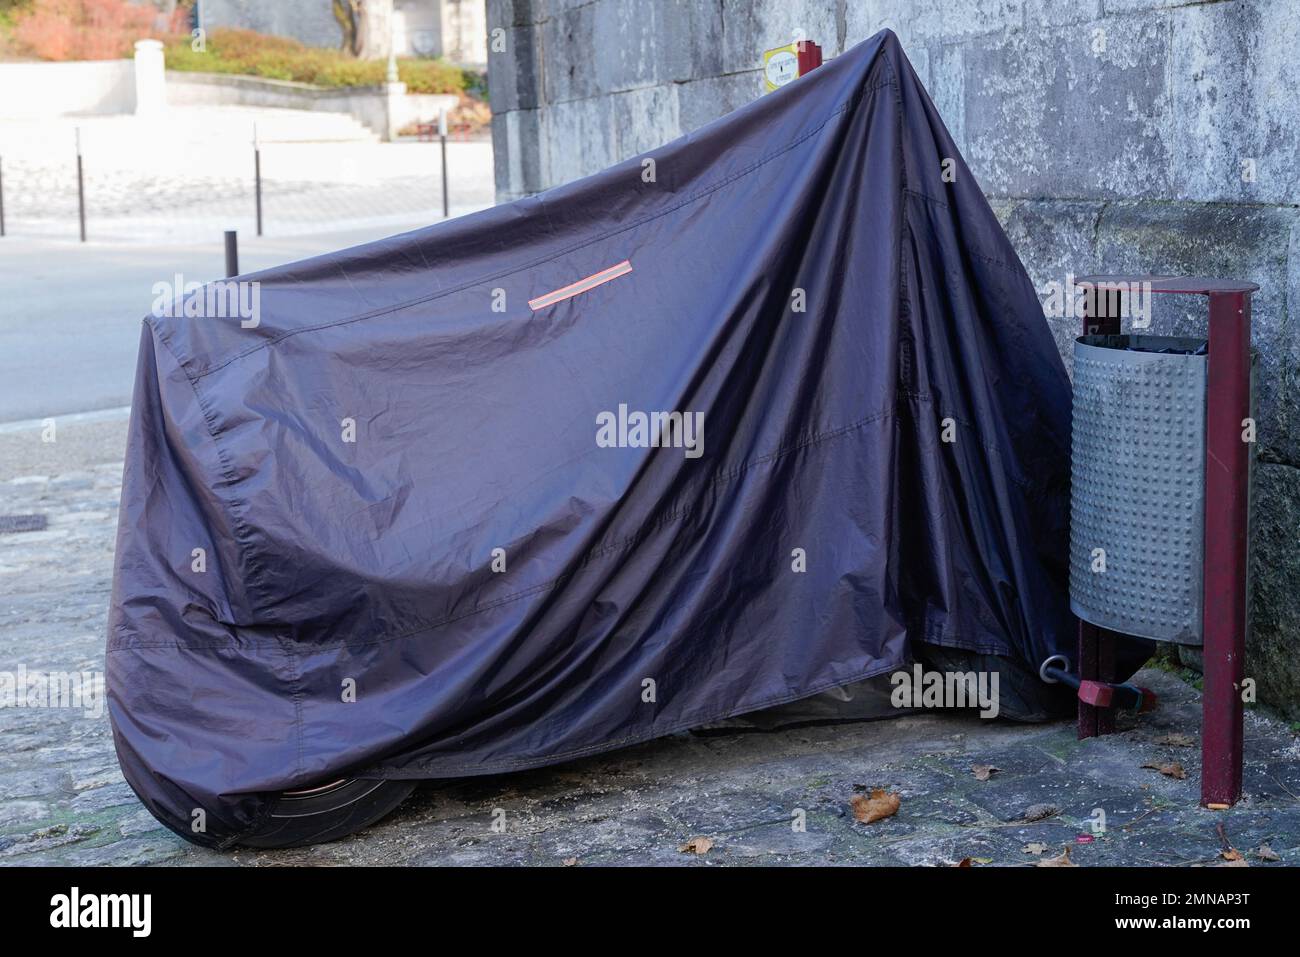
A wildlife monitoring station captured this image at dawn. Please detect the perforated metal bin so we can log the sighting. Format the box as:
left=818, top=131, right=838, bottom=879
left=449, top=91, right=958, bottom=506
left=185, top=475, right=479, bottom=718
left=1069, top=333, right=1259, bottom=646
left=1069, top=335, right=1211, bottom=645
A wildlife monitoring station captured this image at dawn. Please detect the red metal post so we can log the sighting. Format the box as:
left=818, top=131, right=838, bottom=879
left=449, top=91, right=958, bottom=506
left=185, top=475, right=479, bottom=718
left=1200, top=291, right=1251, bottom=806
left=1077, top=621, right=1100, bottom=738
left=1077, top=281, right=1120, bottom=739
left=796, top=41, right=823, bottom=76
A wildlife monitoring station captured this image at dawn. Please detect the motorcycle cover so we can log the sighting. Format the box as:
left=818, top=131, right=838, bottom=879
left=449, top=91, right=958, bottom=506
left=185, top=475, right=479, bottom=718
left=107, top=30, right=1074, bottom=848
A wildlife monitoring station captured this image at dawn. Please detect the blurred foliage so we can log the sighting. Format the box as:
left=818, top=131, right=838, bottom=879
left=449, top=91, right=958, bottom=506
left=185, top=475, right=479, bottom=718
left=166, top=28, right=469, bottom=95
left=463, top=68, right=487, bottom=100
left=4, top=0, right=184, bottom=60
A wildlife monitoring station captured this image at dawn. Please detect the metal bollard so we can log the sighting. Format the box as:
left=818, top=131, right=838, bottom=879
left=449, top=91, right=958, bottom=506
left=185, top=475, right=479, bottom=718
left=439, top=108, right=449, bottom=219
left=253, top=123, right=263, bottom=237
left=224, top=230, right=239, bottom=278
left=76, top=128, right=86, bottom=242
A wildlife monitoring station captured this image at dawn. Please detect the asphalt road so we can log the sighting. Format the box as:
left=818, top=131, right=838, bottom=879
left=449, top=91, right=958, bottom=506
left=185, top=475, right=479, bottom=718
left=0, top=217, right=458, bottom=424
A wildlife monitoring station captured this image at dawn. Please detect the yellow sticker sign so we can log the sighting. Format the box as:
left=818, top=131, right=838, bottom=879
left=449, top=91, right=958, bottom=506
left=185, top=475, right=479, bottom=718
left=763, top=43, right=800, bottom=92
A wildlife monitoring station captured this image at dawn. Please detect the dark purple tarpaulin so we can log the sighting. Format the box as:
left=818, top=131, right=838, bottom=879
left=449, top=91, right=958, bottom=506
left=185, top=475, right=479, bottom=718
left=107, top=30, right=1074, bottom=847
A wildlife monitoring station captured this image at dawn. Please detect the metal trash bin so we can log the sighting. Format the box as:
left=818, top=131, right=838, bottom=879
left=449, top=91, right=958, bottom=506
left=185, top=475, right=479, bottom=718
left=1069, top=334, right=1209, bottom=645
left=1070, top=330, right=1257, bottom=648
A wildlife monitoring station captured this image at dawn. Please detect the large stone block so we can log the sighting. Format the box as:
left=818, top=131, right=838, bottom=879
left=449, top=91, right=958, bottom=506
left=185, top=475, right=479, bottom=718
left=542, top=3, right=604, bottom=103
left=676, top=72, right=763, bottom=134
left=648, top=0, right=726, bottom=83
left=961, top=13, right=1174, bottom=200
left=487, top=22, right=543, bottom=113
left=844, top=0, right=1026, bottom=54
left=542, top=95, right=620, bottom=187
left=1169, top=0, right=1300, bottom=205
left=611, top=84, right=680, bottom=161
left=492, top=108, right=547, bottom=202
left=589, top=0, right=663, bottom=95
left=1248, top=462, right=1300, bottom=721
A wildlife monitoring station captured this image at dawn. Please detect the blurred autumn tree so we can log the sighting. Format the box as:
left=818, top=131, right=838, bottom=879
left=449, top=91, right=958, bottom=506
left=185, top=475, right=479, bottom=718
left=8, top=0, right=187, bottom=60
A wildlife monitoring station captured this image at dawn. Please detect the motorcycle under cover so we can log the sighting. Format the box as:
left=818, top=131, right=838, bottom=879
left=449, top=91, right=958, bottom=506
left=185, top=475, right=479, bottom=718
left=107, top=30, right=1074, bottom=847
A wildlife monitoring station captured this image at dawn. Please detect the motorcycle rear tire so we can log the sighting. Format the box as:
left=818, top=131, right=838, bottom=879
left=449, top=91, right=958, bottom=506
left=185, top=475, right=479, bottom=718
left=236, top=778, right=418, bottom=849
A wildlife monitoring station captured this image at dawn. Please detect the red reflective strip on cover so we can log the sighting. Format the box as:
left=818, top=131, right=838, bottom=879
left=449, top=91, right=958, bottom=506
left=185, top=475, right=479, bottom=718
left=528, top=260, right=632, bottom=311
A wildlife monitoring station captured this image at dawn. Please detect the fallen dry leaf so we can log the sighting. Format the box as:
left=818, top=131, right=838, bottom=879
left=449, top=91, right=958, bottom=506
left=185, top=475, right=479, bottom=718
left=1141, top=760, right=1187, bottom=780
left=678, top=836, right=714, bottom=855
left=1257, top=844, right=1281, bottom=862
left=1220, top=848, right=1244, bottom=862
left=851, top=788, right=901, bottom=824
left=1219, top=857, right=1250, bottom=868
left=1022, top=842, right=1049, bottom=855
left=1155, top=733, right=1197, bottom=748
left=1036, top=846, right=1078, bottom=868
left=971, top=764, right=1001, bottom=781
left=954, top=857, right=972, bottom=867
left=1019, top=803, right=1059, bottom=822
left=562, top=857, right=578, bottom=867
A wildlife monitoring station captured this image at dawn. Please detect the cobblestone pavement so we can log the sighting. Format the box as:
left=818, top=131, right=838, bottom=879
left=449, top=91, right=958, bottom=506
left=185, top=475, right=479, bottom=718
left=2, top=419, right=1298, bottom=866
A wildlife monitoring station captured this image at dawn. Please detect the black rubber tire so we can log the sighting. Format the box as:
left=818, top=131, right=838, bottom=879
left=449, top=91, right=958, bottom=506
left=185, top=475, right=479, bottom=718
left=236, top=778, right=418, bottom=849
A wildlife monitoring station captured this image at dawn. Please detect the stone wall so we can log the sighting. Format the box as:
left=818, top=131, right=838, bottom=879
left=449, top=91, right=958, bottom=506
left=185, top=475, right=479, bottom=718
left=487, top=0, right=1300, bottom=716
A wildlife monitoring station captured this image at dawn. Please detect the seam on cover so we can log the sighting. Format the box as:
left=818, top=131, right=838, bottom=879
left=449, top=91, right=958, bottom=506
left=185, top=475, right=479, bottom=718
left=962, top=249, right=1023, bottom=272
left=106, top=404, right=898, bottom=653
left=881, top=45, right=906, bottom=192
left=287, top=643, right=306, bottom=778
left=143, top=319, right=273, bottom=620
left=904, top=193, right=1021, bottom=273
left=185, top=78, right=897, bottom=383
left=904, top=187, right=948, bottom=209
